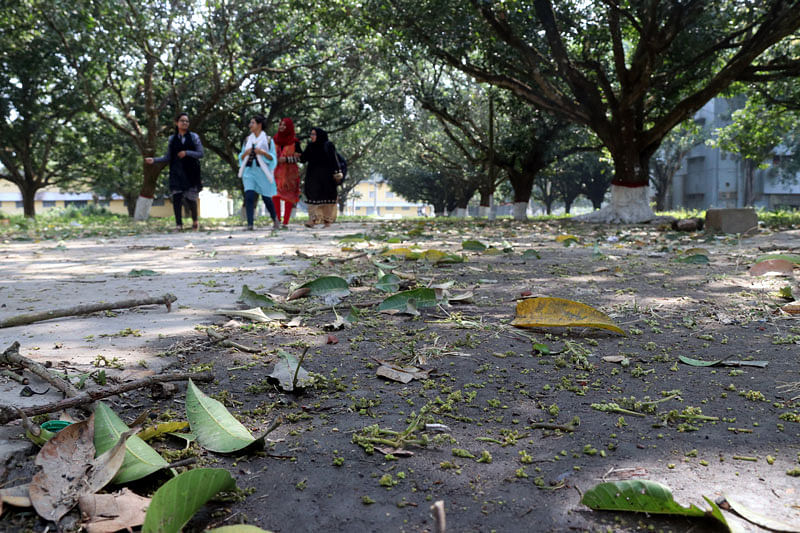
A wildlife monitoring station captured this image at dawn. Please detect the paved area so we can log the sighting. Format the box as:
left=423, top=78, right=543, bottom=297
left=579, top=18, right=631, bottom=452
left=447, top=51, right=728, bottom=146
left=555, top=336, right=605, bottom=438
left=0, top=223, right=361, bottom=465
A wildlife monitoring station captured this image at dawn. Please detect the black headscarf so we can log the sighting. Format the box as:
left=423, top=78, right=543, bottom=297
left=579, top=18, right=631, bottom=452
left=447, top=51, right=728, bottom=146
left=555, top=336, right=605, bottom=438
left=302, top=127, right=330, bottom=161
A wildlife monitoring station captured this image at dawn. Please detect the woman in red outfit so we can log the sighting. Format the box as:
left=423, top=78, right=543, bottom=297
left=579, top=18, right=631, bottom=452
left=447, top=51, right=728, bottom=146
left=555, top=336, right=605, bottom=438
left=272, top=118, right=302, bottom=227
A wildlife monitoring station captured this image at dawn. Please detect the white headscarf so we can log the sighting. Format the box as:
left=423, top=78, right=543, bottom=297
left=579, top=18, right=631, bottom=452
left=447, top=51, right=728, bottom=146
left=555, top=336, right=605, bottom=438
left=238, top=131, right=275, bottom=183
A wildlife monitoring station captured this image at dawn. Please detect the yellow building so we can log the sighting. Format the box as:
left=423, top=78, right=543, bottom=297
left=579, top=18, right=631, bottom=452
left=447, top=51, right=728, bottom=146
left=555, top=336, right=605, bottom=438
left=344, top=179, right=431, bottom=218
left=0, top=182, right=230, bottom=218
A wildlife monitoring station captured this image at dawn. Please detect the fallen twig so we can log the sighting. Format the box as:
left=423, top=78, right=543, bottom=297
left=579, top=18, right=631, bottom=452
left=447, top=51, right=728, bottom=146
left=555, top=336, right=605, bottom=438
left=0, top=370, right=213, bottom=425
left=1, top=342, right=79, bottom=398
left=1, top=369, right=28, bottom=385
left=0, top=293, right=177, bottom=328
left=206, top=329, right=261, bottom=353
left=326, top=251, right=369, bottom=263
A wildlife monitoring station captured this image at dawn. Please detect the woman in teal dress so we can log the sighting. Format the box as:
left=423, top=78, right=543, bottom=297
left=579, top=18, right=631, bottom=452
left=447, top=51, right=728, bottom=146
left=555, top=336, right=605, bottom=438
left=238, top=114, right=278, bottom=230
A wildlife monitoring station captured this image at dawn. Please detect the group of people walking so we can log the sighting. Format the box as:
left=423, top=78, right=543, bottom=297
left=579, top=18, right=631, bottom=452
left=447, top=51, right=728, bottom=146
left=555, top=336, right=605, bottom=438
left=146, top=113, right=341, bottom=231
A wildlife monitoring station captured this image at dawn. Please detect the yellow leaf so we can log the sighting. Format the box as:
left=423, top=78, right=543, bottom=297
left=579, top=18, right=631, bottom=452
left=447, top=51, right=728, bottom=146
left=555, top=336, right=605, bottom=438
left=482, top=248, right=503, bottom=256
left=138, top=421, right=189, bottom=442
left=420, top=249, right=446, bottom=262
left=381, top=248, right=414, bottom=258
left=511, top=297, right=625, bottom=335
left=556, top=235, right=579, bottom=243
left=683, top=247, right=709, bottom=256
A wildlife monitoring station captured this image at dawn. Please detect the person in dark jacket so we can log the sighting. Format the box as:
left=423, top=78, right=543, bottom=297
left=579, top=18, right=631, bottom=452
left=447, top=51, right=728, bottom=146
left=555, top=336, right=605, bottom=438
left=300, top=127, right=339, bottom=227
left=145, top=112, right=204, bottom=231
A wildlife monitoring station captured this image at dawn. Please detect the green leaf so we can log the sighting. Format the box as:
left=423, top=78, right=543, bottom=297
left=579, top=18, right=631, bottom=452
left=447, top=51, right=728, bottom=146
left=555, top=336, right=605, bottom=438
left=206, top=526, right=274, bottom=533
left=679, top=356, right=768, bottom=368
left=269, top=350, right=314, bottom=392
left=128, top=269, right=159, bottom=277
left=375, top=274, right=401, bottom=293
left=142, top=468, right=235, bottom=533
left=778, top=285, right=794, bottom=300
left=581, top=480, right=707, bottom=516
left=93, top=402, right=168, bottom=484
left=239, top=285, right=275, bottom=309
left=186, top=380, right=255, bottom=453
left=378, top=288, right=438, bottom=312
left=522, top=249, right=541, bottom=259
left=676, top=254, right=709, bottom=264
left=298, top=276, right=351, bottom=298
left=461, top=240, right=487, bottom=251
left=338, top=233, right=368, bottom=242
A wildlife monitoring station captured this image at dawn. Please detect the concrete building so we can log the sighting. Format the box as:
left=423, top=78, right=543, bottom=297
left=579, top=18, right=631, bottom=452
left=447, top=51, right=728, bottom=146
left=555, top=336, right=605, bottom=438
left=343, top=178, right=432, bottom=218
left=670, top=98, right=800, bottom=210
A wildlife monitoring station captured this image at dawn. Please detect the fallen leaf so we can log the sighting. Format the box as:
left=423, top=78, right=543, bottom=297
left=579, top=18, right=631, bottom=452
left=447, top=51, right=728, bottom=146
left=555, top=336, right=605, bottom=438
left=374, top=446, right=415, bottom=457
left=30, top=415, right=133, bottom=523
left=723, top=495, right=800, bottom=532
left=749, top=259, right=795, bottom=277
left=138, top=421, right=190, bottom=442
left=781, top=302, right=800, bottom=315
left=375, top=363, right=430, bottom=384
left=326, top=334, right=339, bottom=344
left=512, top=297, right=625, bottom=335
left=269, top=350, right=314, bottom=392
left=215, top=308, right=285, bottom=323
left=287, top=287, right=312, bottom=300
left=186, top=380, right=257, bottom=453
left=79, top=488, right=151, bottom=533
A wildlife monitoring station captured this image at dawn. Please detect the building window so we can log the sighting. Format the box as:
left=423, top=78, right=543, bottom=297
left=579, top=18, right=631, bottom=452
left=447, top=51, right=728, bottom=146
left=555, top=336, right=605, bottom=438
left=369, top=191, right=375, bottom=199
left=66, top=200, right=88, bottom=208
left=385, top=191, right=394, bottom=198
left=15, top=201, right=23, bottom=208
left=42, top=200, right=56, bottom=208
left=385, top=206, right=394, bottom=211
left=366, top=207, right=375, bottom=215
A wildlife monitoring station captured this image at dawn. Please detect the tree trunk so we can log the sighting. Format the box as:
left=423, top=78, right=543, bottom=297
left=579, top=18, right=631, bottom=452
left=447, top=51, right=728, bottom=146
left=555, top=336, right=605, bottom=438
left=512, top=202, right=528, bottom=220
left=744, top=160, right=755, bottom=207
left=578, top=147, right=656, bottom=223
left=21, top=180, right=37, bottom=218
left=564, top=199, right=573, bottom=214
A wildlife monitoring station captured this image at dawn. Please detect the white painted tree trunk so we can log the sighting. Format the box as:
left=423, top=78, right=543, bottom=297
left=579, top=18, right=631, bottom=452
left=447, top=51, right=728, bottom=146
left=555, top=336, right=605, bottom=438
left=453, top=207, right=468, bottom=218
left=133, top=196, right=153, bottom=221
left=575, top=185, right=655, bottom=223
left=512, top=202, right=528, bottom=220
left=478, top=206, right=492, bottom=219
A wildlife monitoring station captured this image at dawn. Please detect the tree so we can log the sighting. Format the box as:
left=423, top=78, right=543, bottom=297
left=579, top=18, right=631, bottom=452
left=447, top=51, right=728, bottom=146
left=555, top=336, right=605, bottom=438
left=367, top=0, right=800, bottom=222
left=0, top=6, right=85, bottom=217
left=709, top=96, right=796, bottom=206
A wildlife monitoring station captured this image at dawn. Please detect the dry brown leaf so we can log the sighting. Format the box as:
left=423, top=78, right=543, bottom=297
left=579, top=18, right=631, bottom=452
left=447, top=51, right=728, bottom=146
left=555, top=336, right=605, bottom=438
left=287, top=287, right=311, bottom=301
left=29, top=415, right=134, bottom=523
left=79, top=488, right=150, bottom=533
left=781, top=302, right=800, bottom=315
left=375, top=362, right=431, bottom=383
left=748, top=259, right=795, bottom=277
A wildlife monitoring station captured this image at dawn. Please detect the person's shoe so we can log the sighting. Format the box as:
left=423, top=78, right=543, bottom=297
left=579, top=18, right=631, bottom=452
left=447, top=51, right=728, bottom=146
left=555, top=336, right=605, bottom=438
left=174, top=225, right=184, bottom=232
left=192, top=222, right=199, bottom=231
left=272, top=219, right=280, bottom=230
left=246, top=225, right=254, bottom=231
left=304, top=222, right=314, bottom=228
left=280, top=223, right=288, bottom=230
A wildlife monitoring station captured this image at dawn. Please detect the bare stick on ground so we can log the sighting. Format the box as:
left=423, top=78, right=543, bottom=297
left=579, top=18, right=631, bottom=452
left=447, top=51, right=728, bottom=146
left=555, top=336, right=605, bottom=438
left=0, top=293, right=177, bottom=329
left=207, top=329, right=262, bottom=353
left=0, top=370, right=213, bottom=425
left=1, top=342, right=79, bottom=398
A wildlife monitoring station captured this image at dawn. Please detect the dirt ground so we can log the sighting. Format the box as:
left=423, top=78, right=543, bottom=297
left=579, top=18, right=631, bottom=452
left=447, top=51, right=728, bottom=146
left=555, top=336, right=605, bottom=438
left=1, top=218, right=799, bottom=533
